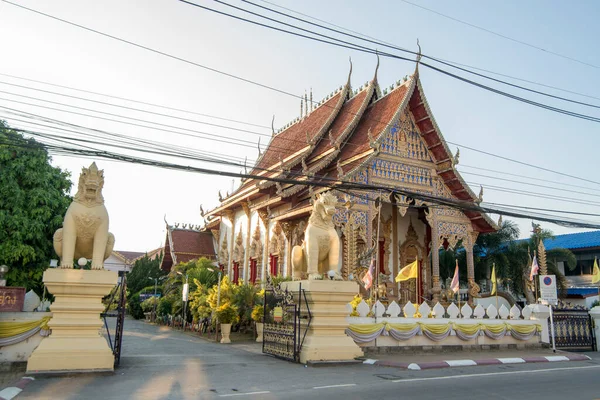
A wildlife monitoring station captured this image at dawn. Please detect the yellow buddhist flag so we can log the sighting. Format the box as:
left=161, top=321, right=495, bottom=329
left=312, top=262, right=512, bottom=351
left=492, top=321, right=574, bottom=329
left=395, top=260, right=418, bottom=282
left=592, top=258, right=600, bottom=284
left=491, top=264, right=497, bottom=295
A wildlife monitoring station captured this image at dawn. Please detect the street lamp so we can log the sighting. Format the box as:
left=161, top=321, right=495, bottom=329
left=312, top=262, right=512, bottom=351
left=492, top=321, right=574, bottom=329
left=207, top=267, right=222, bottom=342
left=176, top=271, right=189, bottom=331
left=147, top=276, right=165, bottom=322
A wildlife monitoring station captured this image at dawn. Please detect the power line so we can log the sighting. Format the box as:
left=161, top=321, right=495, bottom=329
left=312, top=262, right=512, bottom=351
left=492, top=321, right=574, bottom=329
left=0, top=71, right=272, bottom=129
left=4, top=1, right=598, bottom=190
left=449, top=141, right=600, bottom=186
left=254, top=0, right=600, bottom=102
left=6, top=0, right=600, bottom=126
left=467, top=181, right=600, bottom=207
left=398, top=0, right=600, bottom=70
left=458, top=164, right=598, bottom=192
left=240, top=0, right=600, bottom=110
left=3, top=77, right=598, bottom=195
left=180, top=1, right=600, bottom=124
left=5, top=129, right=600, bottom=229
left=460, top=171, right=599, bottom=198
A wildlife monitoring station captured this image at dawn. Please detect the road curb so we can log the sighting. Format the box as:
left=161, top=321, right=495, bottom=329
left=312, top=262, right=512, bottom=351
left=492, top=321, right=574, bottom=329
left=363, top=353, right=591, bottom=370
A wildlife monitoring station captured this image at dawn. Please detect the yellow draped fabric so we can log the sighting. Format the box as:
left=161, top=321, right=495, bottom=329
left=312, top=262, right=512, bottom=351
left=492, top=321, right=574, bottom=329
left=453, top=323, right=481, bottom=335
left=419, top=323, right=450, bottom=335
left=387, top=323, right=419, bottom=332
left=0, top=317, right=51, bottom=338
left=508, top=323, right=541, bottom=334
left=347, top=323, right=385, bottom=335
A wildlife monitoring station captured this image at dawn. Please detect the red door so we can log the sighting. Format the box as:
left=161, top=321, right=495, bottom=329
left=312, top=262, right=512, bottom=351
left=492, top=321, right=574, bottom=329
left=269, top=255, right=279, bottom=276
left=233, top=262, right=240, bottom=284
left=249, top=259, right=257, bottom=284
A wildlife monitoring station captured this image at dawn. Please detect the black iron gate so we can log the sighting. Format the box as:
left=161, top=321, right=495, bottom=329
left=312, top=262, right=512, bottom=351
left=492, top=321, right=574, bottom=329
left=262, top=278, right=311, bottom=363
left=101, top=270, right=127, bottom=367
left=552, top=308, right=596, bottom=351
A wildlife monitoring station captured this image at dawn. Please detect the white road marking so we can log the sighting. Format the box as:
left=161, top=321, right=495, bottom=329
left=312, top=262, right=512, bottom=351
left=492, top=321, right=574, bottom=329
left=545, top=356, right=570, bottom=362
left=363, top=359, right=377, bottom=364
left=445, top=359, right=477, bottom=367
left=407, top=363, right=421, bottom=370
left=313, top=384, right=357, bottom=389
left=498, top=357, right=526, bottom=364
left=219, top=391, right=271, bottom=397
left=392, top=365, right=600, bottom=383
left=0, top=387, right=22, bottom=400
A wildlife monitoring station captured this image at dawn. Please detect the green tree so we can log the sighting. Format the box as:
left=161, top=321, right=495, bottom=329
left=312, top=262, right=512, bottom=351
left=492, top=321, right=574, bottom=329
left=0, top=121, right=72, bottom=294
left=126, top=253, right=165, bottom=295
left=474, top=221, right=575, bottom=301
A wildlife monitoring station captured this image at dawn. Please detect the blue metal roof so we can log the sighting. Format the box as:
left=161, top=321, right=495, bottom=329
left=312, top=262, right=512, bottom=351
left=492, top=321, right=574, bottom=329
left=542, top=230, right=600, bottom=250
left=566, top=287, right=600, bottom=297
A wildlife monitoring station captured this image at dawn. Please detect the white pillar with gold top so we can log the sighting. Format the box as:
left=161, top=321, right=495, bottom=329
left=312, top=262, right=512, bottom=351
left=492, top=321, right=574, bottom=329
left=27, top=268, right=117, bottom=373
left=282, top=280, right=363, bottom=364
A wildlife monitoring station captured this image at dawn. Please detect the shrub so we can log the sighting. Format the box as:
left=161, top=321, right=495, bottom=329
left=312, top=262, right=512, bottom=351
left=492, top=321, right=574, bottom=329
left=157, top=296, right=174, bottom=317
left=216, top=302, right=239, bottom=324
left=127, top=292, right=145, bottom=320
left=251, top=305, right=264, bottom=323
left=141, top=296, right=158, bottom=313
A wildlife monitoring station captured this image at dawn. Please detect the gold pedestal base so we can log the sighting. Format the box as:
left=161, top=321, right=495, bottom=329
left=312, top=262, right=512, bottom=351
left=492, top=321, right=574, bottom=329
left=27, top=269, right=117, bottom=373
left=283, top=280, right=363, bottom=364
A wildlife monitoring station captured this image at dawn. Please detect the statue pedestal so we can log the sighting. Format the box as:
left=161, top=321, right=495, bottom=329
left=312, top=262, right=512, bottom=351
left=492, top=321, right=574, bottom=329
left=282, top=280, right=363, bottom=364
left=27, top=269, right=117, bottom=373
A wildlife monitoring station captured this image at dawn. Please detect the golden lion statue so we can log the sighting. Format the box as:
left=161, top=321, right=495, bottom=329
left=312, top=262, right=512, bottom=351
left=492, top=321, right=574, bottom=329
left=292, top=191, right=342, bottom=280
left=53, top=162, right=115, bottom=269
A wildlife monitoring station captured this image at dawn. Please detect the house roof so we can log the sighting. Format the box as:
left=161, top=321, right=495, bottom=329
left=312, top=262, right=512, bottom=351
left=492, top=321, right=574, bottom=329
left=113, top=250, right=145, bottom=263
left=543, top=230, right=600, bottom=250
left=160, top=226, right=216, bottom=272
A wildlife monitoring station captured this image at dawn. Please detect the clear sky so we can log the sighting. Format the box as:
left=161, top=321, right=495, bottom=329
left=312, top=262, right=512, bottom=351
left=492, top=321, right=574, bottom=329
left=1, top=0, right=599, bottom=252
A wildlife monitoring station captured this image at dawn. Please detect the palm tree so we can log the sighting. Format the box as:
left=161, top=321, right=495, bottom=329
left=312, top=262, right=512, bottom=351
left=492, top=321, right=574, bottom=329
left=474, top=221, right=576, bottom=302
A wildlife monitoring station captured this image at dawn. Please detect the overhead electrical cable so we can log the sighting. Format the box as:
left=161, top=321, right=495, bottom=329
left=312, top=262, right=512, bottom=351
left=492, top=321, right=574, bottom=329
left=238, top=0, right=600, bottom=109
left=5, top=0, right=600, bottom=126
left=4, top=130, right=600, bottom=230
left=254, top=0, right=600, bottom=102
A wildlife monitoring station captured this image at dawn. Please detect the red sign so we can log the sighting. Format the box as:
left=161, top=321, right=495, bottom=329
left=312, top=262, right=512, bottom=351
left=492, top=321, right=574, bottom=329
left=0, top=287, right=25, bottom=312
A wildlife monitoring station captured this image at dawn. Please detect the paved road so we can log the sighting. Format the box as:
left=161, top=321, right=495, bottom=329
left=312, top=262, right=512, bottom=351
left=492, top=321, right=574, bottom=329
left=17, top=319, right=600, bottom=400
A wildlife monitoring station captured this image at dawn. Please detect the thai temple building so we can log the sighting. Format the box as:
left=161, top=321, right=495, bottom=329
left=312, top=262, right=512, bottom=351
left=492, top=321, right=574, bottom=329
left=203, top=62, right=497, bottom=304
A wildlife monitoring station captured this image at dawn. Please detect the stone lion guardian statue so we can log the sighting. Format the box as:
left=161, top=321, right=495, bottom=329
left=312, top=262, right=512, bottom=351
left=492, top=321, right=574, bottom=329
left=53, top=162, right=114, bottom=269
left=292, top=191, right=342, bottom=280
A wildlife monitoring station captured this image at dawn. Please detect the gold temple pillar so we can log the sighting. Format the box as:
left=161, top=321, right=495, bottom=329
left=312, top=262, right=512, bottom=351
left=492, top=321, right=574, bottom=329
left=391, top=206, right=399, bottom=298
left=431, top=225, right=441, bottom=303
left=225, top=210, right=235, bottom=278
left=466, top=231, right=480, bottom=305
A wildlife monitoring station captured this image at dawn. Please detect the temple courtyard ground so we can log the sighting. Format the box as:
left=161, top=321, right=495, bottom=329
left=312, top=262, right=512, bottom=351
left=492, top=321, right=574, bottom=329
left=1, top=318, right=599, bottom=399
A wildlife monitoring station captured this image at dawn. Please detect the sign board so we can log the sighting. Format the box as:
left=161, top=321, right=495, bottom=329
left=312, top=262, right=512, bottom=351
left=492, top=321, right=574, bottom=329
left=0, top=287, right=26, bottom=312
left=139, top=293, right=161, bottom=301
left=539, top=275, right=558, bottom=305
left=273, top=306, right=283, bottom=322
left=182, top=283, right=189, bottom=302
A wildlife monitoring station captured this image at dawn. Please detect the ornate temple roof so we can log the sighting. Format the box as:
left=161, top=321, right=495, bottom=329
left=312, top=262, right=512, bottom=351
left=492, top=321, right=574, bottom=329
left=205, top=64, right=496, bottom=233
left=160, top=225, right=216, bottom=272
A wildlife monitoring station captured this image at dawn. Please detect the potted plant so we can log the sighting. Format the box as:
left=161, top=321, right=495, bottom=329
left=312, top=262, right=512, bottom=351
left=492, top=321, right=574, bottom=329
left=216, top=302, right=238, bottom=343
left=251, top=305, right=264, bottom=342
